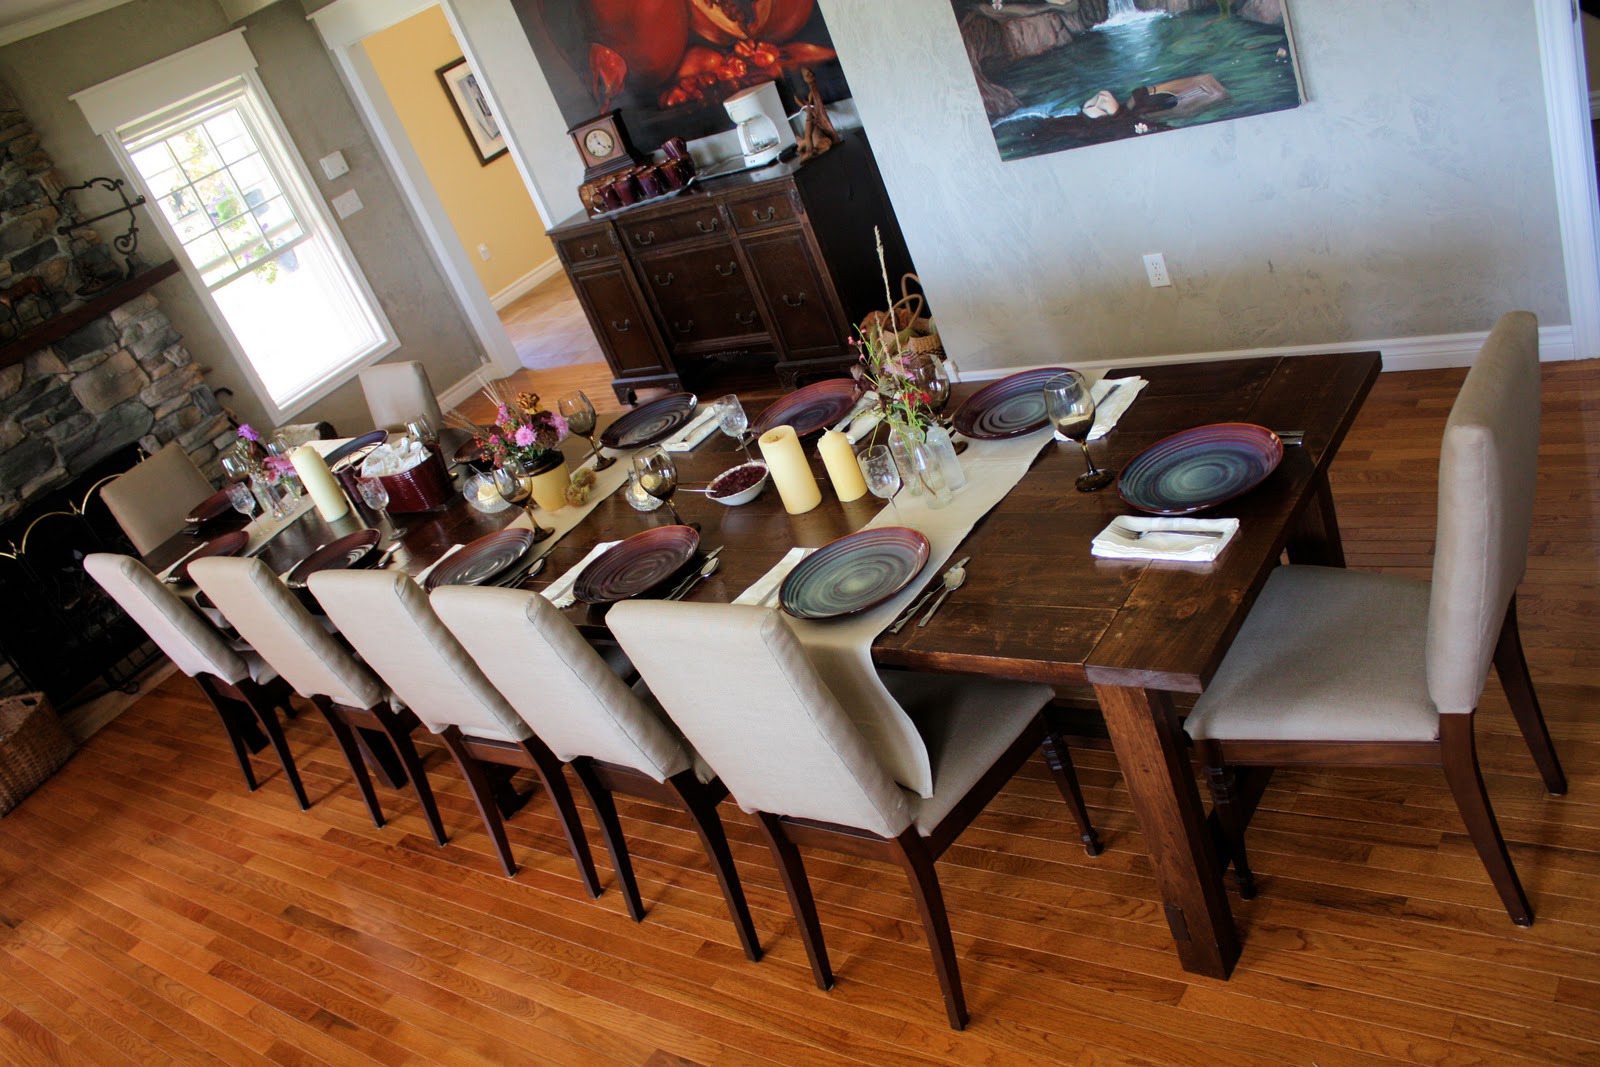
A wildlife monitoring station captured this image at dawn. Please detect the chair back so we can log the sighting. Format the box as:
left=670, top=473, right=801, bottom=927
left=84, top=553, right=248, bottom=684
left=307, top=568, right=529, bottom=744
left=608, top=601, right=912, bottom=838
left=99, top=442, right=214, bottom=554
left=1427, top=310, right=1541, bottom=714
left=432, top=585, right=692, bottom=781
left=358, top=361, right=444, bottom=433
left=190, top=556, right=385, bottom=710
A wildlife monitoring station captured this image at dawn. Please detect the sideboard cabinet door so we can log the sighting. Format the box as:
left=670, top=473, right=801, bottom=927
left=741, top=228, right=848, bottom=364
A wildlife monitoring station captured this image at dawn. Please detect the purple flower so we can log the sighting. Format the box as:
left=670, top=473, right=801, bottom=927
left=513, top=425, right=536, bottom=448
left=497, top=404, right=511, bottom=423
left=237, top=423, right=259, bottom=442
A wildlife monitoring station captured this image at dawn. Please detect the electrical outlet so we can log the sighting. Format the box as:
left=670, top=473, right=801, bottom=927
left=1143, top=252, right=1171, bottom=288
left=477, top=243, right=491, bottom=261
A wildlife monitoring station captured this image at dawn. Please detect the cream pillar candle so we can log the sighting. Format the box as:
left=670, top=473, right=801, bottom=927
left=290, top=445, right=350, bottom=522
left=817, top=430, right=867, bottom=502
left=757, top=425, right=821, bottom=515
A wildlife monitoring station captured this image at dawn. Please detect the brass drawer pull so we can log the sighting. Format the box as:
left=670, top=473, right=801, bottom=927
left=734, top=310, right=758, bottom=327
left=751, top=206, right=777, bottom=223
left=581, top=244, right=599, bottom=259
left=782, top=293, right=807, bottom=308
left=675, top=319, right=695, bottom=334
left=612, top=318, right=631, bottom=333
left=696, top=218, right=719, bottom=233
left=633, top=231, right=655, bottom=246
left=654, top=272, right=675, bottom=286
left=714, top=261, right=737, bottom=277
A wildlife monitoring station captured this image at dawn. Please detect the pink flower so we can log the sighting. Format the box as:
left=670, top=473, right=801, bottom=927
left=237, top=423, right=259, bottom=442
left=548, top=413, right=569, bottom=439
left=497, top=405, right=511, bottom=423
left=513, top=425, right=536, bottom=448
left=488, top=434, right=501, bottom=446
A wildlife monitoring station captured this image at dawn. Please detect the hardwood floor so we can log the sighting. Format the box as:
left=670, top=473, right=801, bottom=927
left=2, top=360, right=1596, bottom=1066
left=497, top=275, right=605, bottom=373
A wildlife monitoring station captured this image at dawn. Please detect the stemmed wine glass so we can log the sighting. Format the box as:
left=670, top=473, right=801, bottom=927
left=225, top=481, right=258, bottom=519
left=907, top=354, right=952, bottom=420
left=492, top=456, right=555, bottom=542
left=220, top=452, right=252, bottom=485
left=1043, top=371, right=1115, bottom=492
left=862, top=444, right=904, bottom=522
left=557, top=391, right=614, bottom=471
left=712, top=394, right=752, bottom=461
left=633, top=446, right=696, bottom=529
left=357, top=477, right=408, bottom=542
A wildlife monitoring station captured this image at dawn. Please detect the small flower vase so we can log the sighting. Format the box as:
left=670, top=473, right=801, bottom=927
left=922, top=423, right=965, bottom=491
left=887, top=423, right=924, bottom=497
left=525, top=451, right=570, bottom=512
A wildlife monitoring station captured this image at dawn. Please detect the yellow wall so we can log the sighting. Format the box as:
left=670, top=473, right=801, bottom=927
left=363, top=5, right=553, bottom=301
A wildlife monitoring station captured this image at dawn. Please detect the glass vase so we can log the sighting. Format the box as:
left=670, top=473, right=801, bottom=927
left=887, top=424, right=924, bottom=497
left=922, top=423, right=965, bottom=491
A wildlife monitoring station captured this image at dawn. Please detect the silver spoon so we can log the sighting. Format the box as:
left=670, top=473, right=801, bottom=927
left=917, top=562, right=968, bottom=627
left=670, top=556, right=720, bottom=600
left=891, top=555, right=970, bottom=634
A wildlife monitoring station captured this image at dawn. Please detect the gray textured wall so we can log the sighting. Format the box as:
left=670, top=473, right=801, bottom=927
left=0, top=0, right=489, bottom=433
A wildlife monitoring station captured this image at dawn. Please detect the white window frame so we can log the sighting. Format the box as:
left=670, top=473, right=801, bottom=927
left=73, top=30, right=397, bottom=421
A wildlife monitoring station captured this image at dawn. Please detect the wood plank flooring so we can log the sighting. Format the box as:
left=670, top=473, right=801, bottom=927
left=2, top=359, right=1596, bottom=1065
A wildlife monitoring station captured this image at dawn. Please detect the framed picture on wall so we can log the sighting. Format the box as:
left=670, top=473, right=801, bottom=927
left=437, top=57, right=507, bottom=165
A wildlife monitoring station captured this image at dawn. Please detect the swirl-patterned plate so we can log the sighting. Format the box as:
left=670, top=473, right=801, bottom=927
left=323, top=430, right=388, bottom=468
left=1117, top=423, right=1284, bottom=516
left=284, top=529, right=381, bottom=588
left=574, top=525, right=700, bottom=604
left=750, top=379, right=859, bottom=439
left=170, top=530, right=249, bottom=583
left=184, top=488, right=235, bottom=526
left=600, top=393, right=700, bottom=450
left=951, top=367, right=1070, bottom=439
left=780, top=527, right=931, bottom=621
left=424, top=529, right=536, bottom=591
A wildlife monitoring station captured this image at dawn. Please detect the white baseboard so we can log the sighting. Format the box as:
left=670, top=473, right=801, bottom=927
left=957, top=325, right=1579, bottom=383
left=490, top=257, right=563, bottom=310
left=438, top=367, right=490, bottom=411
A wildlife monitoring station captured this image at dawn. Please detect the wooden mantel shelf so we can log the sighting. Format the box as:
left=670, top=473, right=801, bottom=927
left=0, top=260, right=181, bottom=371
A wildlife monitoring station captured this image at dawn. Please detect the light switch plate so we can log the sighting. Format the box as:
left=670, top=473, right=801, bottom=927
left=331, top=189, right=363, bottom=218
left=319, top=151, right=349, bottom=181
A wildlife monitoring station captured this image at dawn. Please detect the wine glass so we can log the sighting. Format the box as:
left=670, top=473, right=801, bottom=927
left=220, top=453, right=252, bottom=484
left=862, top=444, right=903, bottom=522
left=493, top=458, right=554, bottom=542
left=907, top=354, right=952, bottom=418
left=405, top=415, right=438, bottom=451
left=225, top=481, right=257, bottom=519
left=356, top=477, right=404, bottom=541
left=1043, top=372, right=1115, bottom=492
left=713, top=394, right=752, bottom=460
left=633, top=446, right=695, bottom=528
left=558, top=391, right=614, bottom=471
left=910, top=442, right=952, bottom=509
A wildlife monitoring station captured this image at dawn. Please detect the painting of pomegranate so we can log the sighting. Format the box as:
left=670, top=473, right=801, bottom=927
left=511, top=0, right=851, bottom=148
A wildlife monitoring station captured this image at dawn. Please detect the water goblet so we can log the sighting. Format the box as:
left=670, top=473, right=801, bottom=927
left=557, top=391, right=614, bottom=471
left=862, top=444, right=903, bottom=522
left=357, top=477, right=404, bottom=541
left=712, top=394, right=752, bottom=460
left=633, top=446, right=695, bottom=529
left=493, top=458, right=554, bottom=542
left=225, top=481, right=257, bottom=519
left=1043, top=372, right=1115, bottom=492
left=220, top=452, right=252, bottom=484
left=907, top=354, right=952, bottom=418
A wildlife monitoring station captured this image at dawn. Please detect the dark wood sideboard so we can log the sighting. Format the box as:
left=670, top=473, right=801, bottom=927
left=548, top=135, right=915, bottom=403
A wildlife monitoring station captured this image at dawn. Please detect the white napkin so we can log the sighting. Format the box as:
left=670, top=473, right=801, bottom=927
left=733, top=547, right=815, bottom=607
left=412, top=543, right=464, bottom=586
left=663, top=408, right=719, bottom=452
left=1091, top=515, right=1239, bottom=562
left=832, top=391, right=878, bottom=432
left=845, top=410, right=882, bottom=444
left=1054, top=376, right=1148, bottom=443
left=540, top=540, right=621, bottom=608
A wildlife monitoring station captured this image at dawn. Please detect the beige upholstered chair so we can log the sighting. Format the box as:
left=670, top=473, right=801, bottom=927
left=1184, top=311, right=1565, bottom=926
left=99, top=441, right=214, bottom=554
left=308, top=568, right=600, bottom=889
left=84, top=552, right=309, bottom=810
left=608, top=601, right=1101, bottom=1030
left=190, top=556, right=447, bottom=846
left=432, top=585, right=760, bottom=960
left=359, top=360, right=443, bottom=432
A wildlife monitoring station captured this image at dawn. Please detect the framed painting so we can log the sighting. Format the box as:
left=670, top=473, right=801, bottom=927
left=951, top=1, right=1305, bottom=162
left=508, top=0, right=852, bottom=151
left=437, top=57, right=508, bottom=165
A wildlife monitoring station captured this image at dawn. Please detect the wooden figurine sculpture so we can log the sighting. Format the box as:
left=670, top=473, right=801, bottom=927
left=797, top=67, right=838, bottom=160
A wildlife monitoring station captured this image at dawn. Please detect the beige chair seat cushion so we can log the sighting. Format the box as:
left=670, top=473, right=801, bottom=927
left=881, top=671, right=1052, bottom=836
left=1184, top=565, right=1440, bottom=744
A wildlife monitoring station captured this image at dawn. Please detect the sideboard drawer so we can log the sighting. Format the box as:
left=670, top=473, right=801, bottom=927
left=728, top=189, right=799, bottom=233
left=555, top=225, right=616, bottom=266
left=616, top=204, right=726, bottom=250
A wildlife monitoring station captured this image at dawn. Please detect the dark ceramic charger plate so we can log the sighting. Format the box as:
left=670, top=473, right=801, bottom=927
left=780, top=526, right=931, bottom=621
left=750, top=379, right=860, bottom=439
left=170, top=529, right=250, bottom=583
left=600, top=393, right=700, bottom=450
left=284, top=529, right=382, bottom=588
left=184, top=488, right=236, bottom=525
left=1117, top=423, right=1284, bottom=516
left=950, top=367, right=1070, bottom=440
left=573, top=525, right=700, bottom=605
left=323, top=430, right=389, bottom=468
left=424, top=529, right=537, bottom=592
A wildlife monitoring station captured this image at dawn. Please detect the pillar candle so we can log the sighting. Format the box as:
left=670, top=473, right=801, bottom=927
left=757, top=425, right=821, bottom=515
left=290, top=445, right=350, bottom=522
left=817, top=430, right=867, bottom=502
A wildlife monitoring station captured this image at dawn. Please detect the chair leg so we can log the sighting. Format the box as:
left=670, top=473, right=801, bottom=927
left=312, top=699, right=385, bottom=829
left=570, top=760, right=644, bottom=921
left=519, top=740, right=602, bottom=900
left=194, top=677, right=260, bottom=791
left=439, top=727, right=518, bottom=877
left=1493, top=597, right=1567, bottom=796
left=670, top=773, right=762, bottom=962
left=1440, top=714, right=1533, bottom=926
left=242, top=683, right=310, bottom=811
left=1200, top=747, right=1257, bottom=901
left=892, top=828, right=967, bottom=1031
left=754, top=812, right=832, bottom=991
left=379, top=714, right=449, bottom=847
left=1041, top=733, right=1102, bottom=856
left=219, top=706, right=260, bottom=792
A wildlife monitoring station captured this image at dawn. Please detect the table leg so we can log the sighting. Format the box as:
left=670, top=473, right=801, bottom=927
left=1286, top=467, right=1346, bottom=567
left=1095, top=683, right=1240, bottom=979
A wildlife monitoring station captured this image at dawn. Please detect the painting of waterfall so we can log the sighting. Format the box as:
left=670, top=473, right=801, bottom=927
left=951, top=0, right=1304, bottom=162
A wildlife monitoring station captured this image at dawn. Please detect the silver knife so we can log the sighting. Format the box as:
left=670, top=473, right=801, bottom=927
left=890, top=556, right=970, bottom=634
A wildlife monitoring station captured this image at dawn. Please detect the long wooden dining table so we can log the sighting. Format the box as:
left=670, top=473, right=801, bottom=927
left=145, top=350, right=1381, bottom=980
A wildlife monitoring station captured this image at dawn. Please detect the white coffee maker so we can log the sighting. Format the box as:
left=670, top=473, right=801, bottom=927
left=723, top=82, right=795, bottom=167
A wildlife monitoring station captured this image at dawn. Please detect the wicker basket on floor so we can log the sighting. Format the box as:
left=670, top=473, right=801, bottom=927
left=0, top=692, right=76, bottom=817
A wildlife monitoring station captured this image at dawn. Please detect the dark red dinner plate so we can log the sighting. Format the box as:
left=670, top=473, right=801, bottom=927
left=424, top=529, right=536, bottom=592
left=284, top=529, right=381, bottom=588
left=323, top=430, right=388, bottom=467
left=184, top=488, right=235, bottom=525
left=951, top=367, right=1069, bottom=440
left=600, top=393, right=699, bottom=450
left=750, top=379, right=859, bottom=439
left=170, top=529, right=249, bottom=583
left=574, top=525, right=700, bottom=604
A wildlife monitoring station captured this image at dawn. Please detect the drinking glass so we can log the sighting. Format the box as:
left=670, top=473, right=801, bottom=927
left=911, top=442, right=952, bottom=509
left=558, top=391, right=614, bottom=471
left=356, top=477, right=403, bottom=541
left=220, top=453, right=252, bottom=484
left=907, top=354, right=952, bottom=418
left=493, top=457, right=553, bottom=541
left=406, top=415, right=438, bottom=451
left=225, top=481, right=257, bottom=519
left=633, top=446, right=694, bottom=528
left=862, top=444, right=903, bottom=522
left=1043, top=372, right=1115, bottom=492
left=713, top=394, right=752, bottom=460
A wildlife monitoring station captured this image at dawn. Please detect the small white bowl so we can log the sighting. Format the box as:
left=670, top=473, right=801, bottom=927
left=707, top=462, right=769, bottom=506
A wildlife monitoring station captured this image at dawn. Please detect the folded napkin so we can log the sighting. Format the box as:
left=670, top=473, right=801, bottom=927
left=541, top=540, right=621, bottom=608
left=845, top=410, right=882, bottom=445
left=1054, top=376, right=1148, bottom=443
left=412, top=543, right=464, bottom=586
left=1091, top=515, right=1240, bottom=562
left=832, top=391, right=878, bottom=433
left=733, top=546, right=815, bottom=607
left=663, top=408, right=719, bottom=452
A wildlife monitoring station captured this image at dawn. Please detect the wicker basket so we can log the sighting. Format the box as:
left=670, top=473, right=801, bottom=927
left=0, top=693, right=75, bottom=817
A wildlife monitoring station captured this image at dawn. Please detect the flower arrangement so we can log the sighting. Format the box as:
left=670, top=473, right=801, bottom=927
left=476, top=383, right=569, bottom=469
left=851, top=228, right=935, bottom=441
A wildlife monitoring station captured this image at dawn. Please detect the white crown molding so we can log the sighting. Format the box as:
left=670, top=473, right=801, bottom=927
left=0, top=0, right=136, bottom=48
